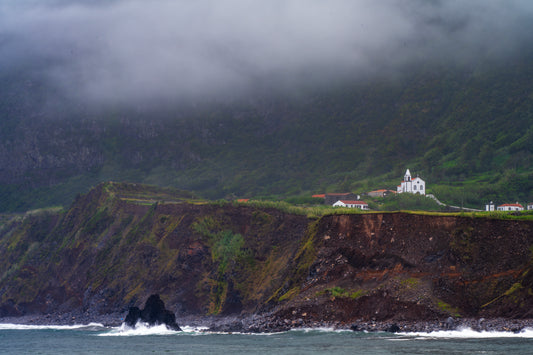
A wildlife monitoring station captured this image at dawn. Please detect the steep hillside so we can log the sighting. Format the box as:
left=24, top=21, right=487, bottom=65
left=1, top=53, right=533, bottom=212
left=0, top=183, right=313, bottom=317
left=1, top=183, right=533, bottom=326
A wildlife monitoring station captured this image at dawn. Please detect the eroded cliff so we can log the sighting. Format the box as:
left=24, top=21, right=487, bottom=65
left=1, top=183, right=532, bottom=325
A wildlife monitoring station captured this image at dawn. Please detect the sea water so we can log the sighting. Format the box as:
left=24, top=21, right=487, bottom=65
left=1, top=323, right=533, bottom=354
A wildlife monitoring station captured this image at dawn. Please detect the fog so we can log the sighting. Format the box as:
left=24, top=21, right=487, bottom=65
left=1, top=0, right=533, bottom=107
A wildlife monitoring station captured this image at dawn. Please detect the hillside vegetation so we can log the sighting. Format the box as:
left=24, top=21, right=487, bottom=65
left=1, top=53, right=532, bottom=212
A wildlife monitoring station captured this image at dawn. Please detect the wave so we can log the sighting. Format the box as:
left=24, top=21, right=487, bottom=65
left=289, top=327, right=352, bottom=334
left=98, top=322, right=209, bottom=337
left=5, top=322, right=532, bottom=339
left=398, top=327, right=533, bottom=339
left=99, top=323, right=308, bottom=337
left=0, top=322, right=106, bottom=331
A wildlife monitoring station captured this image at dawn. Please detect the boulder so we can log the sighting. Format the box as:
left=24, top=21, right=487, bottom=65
left=124, top=294, right=181, bottom=331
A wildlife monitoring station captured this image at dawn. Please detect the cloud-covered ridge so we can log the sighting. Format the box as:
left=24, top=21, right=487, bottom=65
left=1, top=0, right=533, bottom=106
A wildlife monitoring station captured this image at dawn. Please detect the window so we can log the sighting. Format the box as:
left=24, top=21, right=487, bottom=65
left=414, top=185, right=417, bottom=190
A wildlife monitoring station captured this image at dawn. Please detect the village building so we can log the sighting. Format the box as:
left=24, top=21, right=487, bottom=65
left=528, top=203, right=533, bottom=211
left=397, top=169, right=426, bottom=195
left=485, top=201, right=496, bottom=211
left=324, top=193, right=360, bottom=205
left=497, top=203, right=524, bottom=211
left=367, top=189, right=395, bottom=198
left=332, top=200, right=369, bottom=210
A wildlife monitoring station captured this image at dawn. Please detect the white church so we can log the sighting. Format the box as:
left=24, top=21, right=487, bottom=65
left=397, top=169, right=426, bottom=195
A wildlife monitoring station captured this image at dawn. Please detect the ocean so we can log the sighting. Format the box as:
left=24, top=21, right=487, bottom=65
left=1, top=323, right=533, bottom=354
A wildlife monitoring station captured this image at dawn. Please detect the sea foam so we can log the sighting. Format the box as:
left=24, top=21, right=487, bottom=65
left=0, top=322, right=105, bottom=331
left=399, top=327, right=533, bottom=339
left=99, top=322, right=178, bottom=336
left=98, top=322, right=211, bottom=336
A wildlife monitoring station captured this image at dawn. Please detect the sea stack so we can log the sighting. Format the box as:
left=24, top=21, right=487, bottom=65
left=124, top=294, right=181, bottom=331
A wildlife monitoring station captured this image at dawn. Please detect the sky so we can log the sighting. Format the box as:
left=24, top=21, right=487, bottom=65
left=1, top=0, right=533, bottom=107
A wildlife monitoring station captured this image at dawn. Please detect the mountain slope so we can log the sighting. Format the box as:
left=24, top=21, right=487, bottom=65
left=1, top=54, right=532, bottom=211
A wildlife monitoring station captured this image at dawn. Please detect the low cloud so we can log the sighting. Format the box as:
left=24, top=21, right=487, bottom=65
left=1, top=0, right=532, bottom=107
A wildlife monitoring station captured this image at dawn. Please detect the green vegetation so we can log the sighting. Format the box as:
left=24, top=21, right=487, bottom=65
left=481, top=282, right=524, bottom=308
left=436, top=300, right=462, bottom=317
left=193, top=217, right=249, bottom=314
left=400, top=278, right=420, bottom=289
left=237, top=198, right=533, bottom=221
left=235, top=199, right=367, bottom=218
left=372, top=194, right=445, bottom=212
left=278, top=287, right=300, bottom=302
left=319, top=287, right=367, bottom=299
left=1, top=52, right=533, bottom=212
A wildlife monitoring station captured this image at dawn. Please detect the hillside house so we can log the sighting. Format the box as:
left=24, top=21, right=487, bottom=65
left=325, top=193, right=360, bottom=205
left=528, top=203, right=533, bottom=211
left=497, top=203, right=524, bottom=211
left=485, top=201, right=495, bottom=211
left=333, top=200, right=369, bottom=210
left=397, top=169, right=426, bottom=195
left=367, top=189, right=395, bottom=197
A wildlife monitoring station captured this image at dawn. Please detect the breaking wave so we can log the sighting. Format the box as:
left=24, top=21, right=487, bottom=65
left=398, top=327, right=533, bottom=339
left=0, top=323, right=106, bottom=331
left=4, top=322, right=533, bottom=339
left=98, top=322, right=208, bottom=337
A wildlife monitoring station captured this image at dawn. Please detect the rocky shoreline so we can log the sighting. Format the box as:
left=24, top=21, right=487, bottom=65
left=206, top=315, right=533, bottom=334
left=2, top=313, right=533, bottom=334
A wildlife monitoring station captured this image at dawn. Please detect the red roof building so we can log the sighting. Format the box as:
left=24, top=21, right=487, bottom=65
left=497, top=203, right=524, bottom=211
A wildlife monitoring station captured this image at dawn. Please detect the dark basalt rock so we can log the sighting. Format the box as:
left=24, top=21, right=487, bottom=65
left=124, top=294, right=181, bottom=331
left=386, top=324, right=400, bottom=333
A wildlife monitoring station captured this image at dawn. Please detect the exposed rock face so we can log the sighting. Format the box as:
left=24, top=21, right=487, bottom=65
left=124, top=294, right=181, bottom=331
left=1, top=183, right=533, bottom=328
left=270, top=213, right=533, bottom=325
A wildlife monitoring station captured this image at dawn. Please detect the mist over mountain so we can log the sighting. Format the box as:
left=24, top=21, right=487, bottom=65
left=2, top=0, right=533, bottom=107
left=1, top=1, right=532, bottom=211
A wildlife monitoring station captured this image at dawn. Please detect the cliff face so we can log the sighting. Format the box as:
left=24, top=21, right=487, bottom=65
left=1, top=183, right=532, bottom=323
left=276, top=213, right=533, bottom=324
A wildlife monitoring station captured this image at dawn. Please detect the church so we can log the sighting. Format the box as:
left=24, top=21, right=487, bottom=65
left=397, top=169, right=426, bottom=195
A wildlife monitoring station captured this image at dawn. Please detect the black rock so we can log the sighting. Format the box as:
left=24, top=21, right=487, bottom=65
left=124, top=306, right=141, bottom=328
left=124, top=294, right=181, bottom=331
left=386, top=324, right=400, bottom=333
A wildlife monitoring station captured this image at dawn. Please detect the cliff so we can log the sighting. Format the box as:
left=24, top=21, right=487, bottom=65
left=1, top=183, right=532, bottom=326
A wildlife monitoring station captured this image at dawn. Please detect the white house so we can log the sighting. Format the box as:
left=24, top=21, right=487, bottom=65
left=497, top=203, right=524, bottom=211
left=485, top=201, right=495, bottom=211
left=397, top=169, right=426, bottom=195
left=333, top=200, right=369, bottom=210
left=528, top=203, right=533, bottom=211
